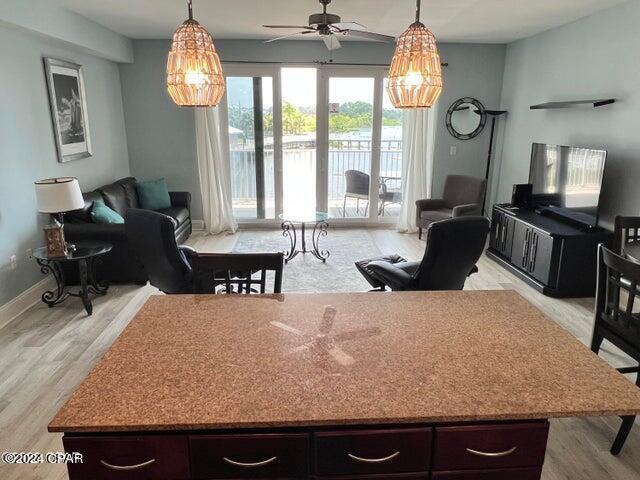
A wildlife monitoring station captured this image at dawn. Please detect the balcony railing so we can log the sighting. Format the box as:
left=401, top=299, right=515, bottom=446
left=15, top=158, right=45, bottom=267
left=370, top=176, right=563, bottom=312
left=229, top=139, right=402, bottom=203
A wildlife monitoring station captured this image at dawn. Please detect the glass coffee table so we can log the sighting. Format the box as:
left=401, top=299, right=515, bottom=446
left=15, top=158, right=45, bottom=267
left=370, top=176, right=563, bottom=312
left=33, top=240, right=112, bottom=316
left=278, top=212, right=330, bottom=263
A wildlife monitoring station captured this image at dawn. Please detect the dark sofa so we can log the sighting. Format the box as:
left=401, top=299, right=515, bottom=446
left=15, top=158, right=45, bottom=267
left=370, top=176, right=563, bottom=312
left=63, top=177, right=192, bottom=284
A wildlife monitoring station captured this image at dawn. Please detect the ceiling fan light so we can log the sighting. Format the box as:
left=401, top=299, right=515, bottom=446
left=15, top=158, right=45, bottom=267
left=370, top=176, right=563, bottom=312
left=387, top=22, right=443, bottom=109
left=166, top=3, right=224, bottom=107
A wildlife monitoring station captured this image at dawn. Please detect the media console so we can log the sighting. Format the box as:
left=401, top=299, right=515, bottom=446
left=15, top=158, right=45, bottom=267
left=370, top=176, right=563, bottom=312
left=486, top=204, right=613, bottom=298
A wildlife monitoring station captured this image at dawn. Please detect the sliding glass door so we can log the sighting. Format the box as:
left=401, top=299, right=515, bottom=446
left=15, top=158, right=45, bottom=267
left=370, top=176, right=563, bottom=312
left=221, top=64, right=400, bottom=225
left=325, top=75, right=375, bottom=219
left=281, top=67, right=317, bottom=219
left=220, top=65, right=282, bottom=222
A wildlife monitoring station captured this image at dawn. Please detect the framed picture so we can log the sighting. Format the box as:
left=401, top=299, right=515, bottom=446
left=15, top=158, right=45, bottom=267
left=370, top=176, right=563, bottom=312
left=44, top=58, right=92, bottom=163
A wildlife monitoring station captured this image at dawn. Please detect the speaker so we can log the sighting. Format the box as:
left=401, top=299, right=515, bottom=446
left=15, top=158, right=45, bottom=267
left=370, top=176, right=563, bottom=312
left=512, top=183, right=532, bottom=208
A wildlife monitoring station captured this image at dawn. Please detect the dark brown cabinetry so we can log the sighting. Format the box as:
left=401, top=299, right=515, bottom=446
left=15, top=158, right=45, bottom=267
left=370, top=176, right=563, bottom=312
left=487, top=204, right=613, bottom=297
left=62, top=421, right=548, bottom=480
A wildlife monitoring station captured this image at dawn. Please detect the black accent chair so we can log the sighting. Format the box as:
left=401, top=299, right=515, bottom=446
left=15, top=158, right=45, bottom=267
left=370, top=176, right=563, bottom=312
left=416, top=175, right=487, bottom=240
left=63, top=177, right=192, bottom=284
left=125, top=209, right=283, bottom=294
left=591, top=244, right=640, bottom=455
left=355, top=216, right=490, bottom=291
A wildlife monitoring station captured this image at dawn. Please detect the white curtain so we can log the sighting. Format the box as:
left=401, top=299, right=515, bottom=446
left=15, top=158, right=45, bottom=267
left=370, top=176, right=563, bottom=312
left=195, top=107, right=238, bottom=234
left=396, top=106, right=437, bottom=233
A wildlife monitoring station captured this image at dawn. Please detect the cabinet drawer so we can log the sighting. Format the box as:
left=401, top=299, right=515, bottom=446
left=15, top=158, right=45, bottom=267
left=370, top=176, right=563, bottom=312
left=434, top=422, right=548, bottom=471
left=63, top=435, right=189, bottom=480
left=315, top=428, right=432, bottom=476
left=432, top=467, right=542, bottom=480
left=190, top=433, right=309, bottom=479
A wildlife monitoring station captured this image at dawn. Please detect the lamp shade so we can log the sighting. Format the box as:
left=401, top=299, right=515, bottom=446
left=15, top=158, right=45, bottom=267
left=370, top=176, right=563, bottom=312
left=34, top=177, right=84, bottom=213
left=166, top=4, right=224, bottom=107
left=387, top=21, right=443, bottom=109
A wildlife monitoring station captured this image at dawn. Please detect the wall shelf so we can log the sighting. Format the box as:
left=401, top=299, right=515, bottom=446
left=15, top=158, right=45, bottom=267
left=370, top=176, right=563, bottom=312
left=530, top=99, right=615, bottom=110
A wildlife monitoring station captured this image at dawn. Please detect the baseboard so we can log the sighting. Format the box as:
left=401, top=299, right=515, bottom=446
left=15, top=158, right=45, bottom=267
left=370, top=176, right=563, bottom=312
left=0, top=276, right=56, bottom=328
left=192, top=219, right=205, bottom=231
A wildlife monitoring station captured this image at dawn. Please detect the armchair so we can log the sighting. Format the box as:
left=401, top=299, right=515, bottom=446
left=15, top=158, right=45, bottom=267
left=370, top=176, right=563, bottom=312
left=416, top=175, right=487, bottom=239
left=355, top=216, right=490, bottom=291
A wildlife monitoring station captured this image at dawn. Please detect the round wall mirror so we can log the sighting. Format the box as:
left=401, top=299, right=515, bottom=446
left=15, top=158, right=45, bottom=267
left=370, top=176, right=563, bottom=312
left=446, top=97, right=487, bottom=140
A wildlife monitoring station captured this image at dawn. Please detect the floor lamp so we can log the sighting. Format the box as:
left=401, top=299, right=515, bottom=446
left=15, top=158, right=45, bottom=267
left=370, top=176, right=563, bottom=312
left=482, top=109, right=508, bottom=214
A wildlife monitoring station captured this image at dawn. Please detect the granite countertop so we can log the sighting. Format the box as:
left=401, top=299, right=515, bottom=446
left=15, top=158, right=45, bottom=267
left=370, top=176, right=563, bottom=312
left=49, top=290, right=640, bottom=433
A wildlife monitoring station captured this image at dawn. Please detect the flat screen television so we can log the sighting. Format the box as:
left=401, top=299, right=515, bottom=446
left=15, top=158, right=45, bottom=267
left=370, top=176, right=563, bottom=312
left=528, top=143, right=607, bottom=227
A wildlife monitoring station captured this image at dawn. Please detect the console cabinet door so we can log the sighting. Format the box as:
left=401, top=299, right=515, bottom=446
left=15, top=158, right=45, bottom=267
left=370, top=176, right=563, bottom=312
left=528, top=230, right=553, bottom=284
left=510, top=222, right=531, bottom=270
left=490, top=211, right=515, bottom=257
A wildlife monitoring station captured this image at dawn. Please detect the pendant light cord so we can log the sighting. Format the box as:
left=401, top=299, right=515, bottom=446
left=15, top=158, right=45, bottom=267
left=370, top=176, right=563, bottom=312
left=415, top=0, right=421, bottom=23
left=187, top=0, right=193, bottom=20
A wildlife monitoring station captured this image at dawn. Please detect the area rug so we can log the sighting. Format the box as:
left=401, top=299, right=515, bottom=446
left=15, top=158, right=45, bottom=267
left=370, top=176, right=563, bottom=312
left=234, top=229, right=382, bottom=293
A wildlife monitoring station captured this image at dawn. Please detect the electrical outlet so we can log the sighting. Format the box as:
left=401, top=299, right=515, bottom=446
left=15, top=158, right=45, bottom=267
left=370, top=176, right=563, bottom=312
left=26, top=248, right=33, bottom=260
left=9, top=255, right=17, bottom=270
left=450, top=146, right=457, bottom=156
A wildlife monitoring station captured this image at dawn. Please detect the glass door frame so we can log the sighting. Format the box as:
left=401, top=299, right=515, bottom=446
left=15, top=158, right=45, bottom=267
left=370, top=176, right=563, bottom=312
left=317, top=65, right=391, bottom=225
left=219, top=63, right=283, bottom=225
left=220, top=63, right=395, bottom=227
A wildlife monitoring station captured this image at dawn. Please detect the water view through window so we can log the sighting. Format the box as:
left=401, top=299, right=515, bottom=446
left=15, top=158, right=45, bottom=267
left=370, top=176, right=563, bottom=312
left=225, top=67, right=404, bottom=222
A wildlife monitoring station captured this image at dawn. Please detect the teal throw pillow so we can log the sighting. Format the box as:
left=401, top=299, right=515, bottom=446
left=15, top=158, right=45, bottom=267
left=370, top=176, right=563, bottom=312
left=136, top=178, right=171, bottom=211
left=91, top=200, right=124, bottom=224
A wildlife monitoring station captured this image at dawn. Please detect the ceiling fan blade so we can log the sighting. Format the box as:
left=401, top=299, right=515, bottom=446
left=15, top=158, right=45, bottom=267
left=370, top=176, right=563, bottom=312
left=264, top=30, right=316, bottom=43
left=344, top=29, right=395, bottom=42
left=322, top=34, right=341, bottom=51
left=331, top=21, right=367, bottom=31
left=263, top=25, right=315, bottom=30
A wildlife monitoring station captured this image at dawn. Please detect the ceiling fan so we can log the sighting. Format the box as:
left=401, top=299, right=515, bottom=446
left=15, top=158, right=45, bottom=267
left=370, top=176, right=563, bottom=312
left=263, top=0, right=395, bottom=51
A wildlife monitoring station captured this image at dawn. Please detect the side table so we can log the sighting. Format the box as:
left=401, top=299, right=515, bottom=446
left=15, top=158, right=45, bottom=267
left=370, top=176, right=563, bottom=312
left=33, top=241, right=113, bottom=316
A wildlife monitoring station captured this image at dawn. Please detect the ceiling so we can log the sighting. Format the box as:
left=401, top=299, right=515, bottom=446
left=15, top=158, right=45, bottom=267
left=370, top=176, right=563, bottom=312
left=55, top=0, right=627, bottom=43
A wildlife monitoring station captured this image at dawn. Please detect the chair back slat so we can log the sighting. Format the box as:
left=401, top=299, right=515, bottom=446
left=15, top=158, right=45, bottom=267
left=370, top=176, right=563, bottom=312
left=192, top=253, right=284, bottom=294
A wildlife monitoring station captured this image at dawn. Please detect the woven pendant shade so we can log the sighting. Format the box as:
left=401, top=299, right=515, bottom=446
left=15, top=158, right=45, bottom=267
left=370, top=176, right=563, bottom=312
left=167, top=2, right=224, bottom=107
left=387, top=18, right=443, bottom=109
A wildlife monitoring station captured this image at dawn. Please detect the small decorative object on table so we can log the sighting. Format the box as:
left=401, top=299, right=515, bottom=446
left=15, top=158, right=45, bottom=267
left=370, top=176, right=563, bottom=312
left=34, top=177, right=85, bottom=257
left=279, top=212, right=330, bottom=263
left=34, top=241, right=113, bottom=316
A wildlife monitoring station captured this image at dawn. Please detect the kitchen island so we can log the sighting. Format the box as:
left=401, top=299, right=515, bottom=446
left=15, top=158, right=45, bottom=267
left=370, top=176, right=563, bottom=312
left=49, top=290, right=640, bottom=480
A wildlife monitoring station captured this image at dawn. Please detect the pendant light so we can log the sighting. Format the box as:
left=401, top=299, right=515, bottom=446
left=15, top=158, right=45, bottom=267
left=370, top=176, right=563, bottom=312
left=387, top=0, right=443, bottom=108
left=166, top=0, right=225, bottom=107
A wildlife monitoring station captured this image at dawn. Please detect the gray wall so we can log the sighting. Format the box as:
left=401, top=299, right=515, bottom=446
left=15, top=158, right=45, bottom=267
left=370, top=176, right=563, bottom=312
left=497, top=0, right=640, bottom=228
left=120, top=39, right=505, bottom=218
left=0, top=24, right=130, bottom=306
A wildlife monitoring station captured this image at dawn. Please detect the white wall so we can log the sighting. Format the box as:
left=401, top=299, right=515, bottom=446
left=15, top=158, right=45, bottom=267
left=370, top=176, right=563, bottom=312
left=497, top=0, right=640, bottom=228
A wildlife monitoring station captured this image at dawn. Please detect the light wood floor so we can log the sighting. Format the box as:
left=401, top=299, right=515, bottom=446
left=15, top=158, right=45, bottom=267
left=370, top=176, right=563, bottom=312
left=1, top=229, right=639, bottom=480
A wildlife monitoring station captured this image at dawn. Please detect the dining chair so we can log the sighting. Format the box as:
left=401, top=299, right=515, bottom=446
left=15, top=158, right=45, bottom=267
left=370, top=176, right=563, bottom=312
left=191, top=253, right=283, bottom=294
left=590, top=244, right=640, bottom=455
left=125, top=209, right=283, bottom=294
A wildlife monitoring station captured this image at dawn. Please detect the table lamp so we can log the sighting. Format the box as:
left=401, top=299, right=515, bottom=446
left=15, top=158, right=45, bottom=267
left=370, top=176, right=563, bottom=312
left=34, top=177, right=84, bottom=257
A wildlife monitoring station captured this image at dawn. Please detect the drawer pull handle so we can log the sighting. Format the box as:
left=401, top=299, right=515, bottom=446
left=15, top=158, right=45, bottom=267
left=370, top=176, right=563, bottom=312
left=466, top=446, right=518, bottom=457
left=223, top=456, right=277, bottom=468
left=100, top=459, right=156, bottom=471
left=347, top=451, right=400, bottom=463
